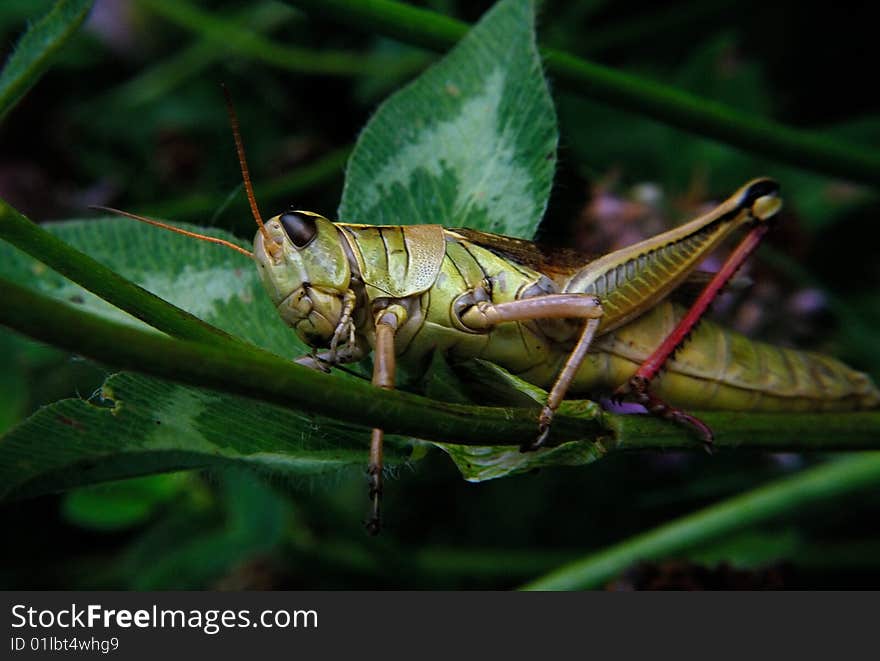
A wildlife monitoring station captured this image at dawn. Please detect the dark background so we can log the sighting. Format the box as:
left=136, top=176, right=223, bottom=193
left=1, top=0, right=879, bottom=589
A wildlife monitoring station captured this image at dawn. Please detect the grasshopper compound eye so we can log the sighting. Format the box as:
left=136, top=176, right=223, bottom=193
left=280, top=211, right=318, bottom=248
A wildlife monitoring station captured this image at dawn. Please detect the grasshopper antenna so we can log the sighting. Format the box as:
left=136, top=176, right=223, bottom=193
left=90, top=206, right=253, bottom=259
left=221, top=83, right=273, bottom=250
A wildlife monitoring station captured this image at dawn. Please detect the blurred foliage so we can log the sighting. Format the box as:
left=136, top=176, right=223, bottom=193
left=1, top=0, right=880, bottom=589
left=0, top=0, right=94, bottom=120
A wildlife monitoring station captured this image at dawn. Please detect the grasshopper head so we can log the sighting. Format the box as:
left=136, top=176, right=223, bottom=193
left=254, top=210, right=351, bottom=348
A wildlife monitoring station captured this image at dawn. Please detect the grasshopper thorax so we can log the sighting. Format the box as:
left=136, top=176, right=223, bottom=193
left=254, top=210, right=352, bottom=348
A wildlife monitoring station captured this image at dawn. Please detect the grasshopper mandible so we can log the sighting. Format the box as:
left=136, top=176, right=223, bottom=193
left=102, top=94, right=880, bottom=535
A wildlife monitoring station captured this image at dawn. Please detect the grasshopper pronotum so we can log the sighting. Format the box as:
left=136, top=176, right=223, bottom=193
left=100, top=94, right=879, bottom=535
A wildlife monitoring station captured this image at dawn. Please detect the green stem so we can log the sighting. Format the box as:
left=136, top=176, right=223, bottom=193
left=105, top=2, right=299, bottom=108
left=521, top=453, right=880, bottom=590
left=140, top=0, right=427, bottom=78
left=282, top=0, right=464, bottom=51
left=563, top=0, right=734, bottom=55
left=0, top=200, right=236, bottom=347
left=609, top=409, right=880, bottom=452
left=282, top=0, right=880, bottom=186
left=3, top=270, right=880, bottom=451
left=3, top=202, right=880, bottom=452
left=0, top=277, right=601, bottom=446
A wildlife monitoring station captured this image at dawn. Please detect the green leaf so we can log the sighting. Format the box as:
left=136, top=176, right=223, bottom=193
left=521, top=453, right=880, bottom=590
left=0, top=218, right=302, bottom=357
left=0, top=0, right=94, bottom=121
left=685, top=528, right=804, bottom=569
left=438, top=439, right=606, bottom=483
left=286, top=0, right=880, bottom=186
left=0, top=219, right=408, bottom=499
left=338, top=0, right=557, bottom=238
left=431, top=362, right=606, bottom=481
left=140, top=0, right=422, bottom=78
left=0, top=371, right=402, bottom=500
left=0, top=332, right=29, bottom=433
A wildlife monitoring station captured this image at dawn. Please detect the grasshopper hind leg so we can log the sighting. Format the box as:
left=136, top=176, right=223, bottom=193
left=613, top=223, right=772, bottom=448
left=618, top=376, right=714, bottom=450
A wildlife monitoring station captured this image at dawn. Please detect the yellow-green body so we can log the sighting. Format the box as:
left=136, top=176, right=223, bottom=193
left=334, top=223, right=879, bottom=412
left=252, top=179, right=879, bottom=415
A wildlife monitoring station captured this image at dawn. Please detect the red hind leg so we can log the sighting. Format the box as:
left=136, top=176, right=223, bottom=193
left=614, top=223, right=771, bottom=445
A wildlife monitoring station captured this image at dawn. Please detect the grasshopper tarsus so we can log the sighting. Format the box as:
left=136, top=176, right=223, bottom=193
left=522, top=430, right=548, bottom=453
left=669, top=409, right=714, bottom=450
left=611, top=379, right=634, bottom=405
left=365, top=516, right=381, bottom=537
left=365, top=494, right=382, bottom=536
left=366, top=451, right=383, bottom=536
left=522, top=406, right=554, bottom=452
left=627, top=376, right=715, bottom=448
left=294, top=353, right=332, bottom=373
left=366, top=488, right=382, bottom=536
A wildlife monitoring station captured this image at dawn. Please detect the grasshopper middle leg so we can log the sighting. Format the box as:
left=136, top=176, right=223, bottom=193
left=366, top=305, right=405, bottom=536
left=460, top=293, right=604, bottom=452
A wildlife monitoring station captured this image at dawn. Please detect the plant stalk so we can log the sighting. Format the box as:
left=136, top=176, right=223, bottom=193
left=3, top=274, right=880, bottom=451
left=281, top=0, right=880, bottom=186
left=521, top=453, right=880, bottom=589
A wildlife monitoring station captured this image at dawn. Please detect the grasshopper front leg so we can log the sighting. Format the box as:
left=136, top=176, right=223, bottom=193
left=460, top=293, right=604, bottom=451
left=295, top=344, right=366, bottom=372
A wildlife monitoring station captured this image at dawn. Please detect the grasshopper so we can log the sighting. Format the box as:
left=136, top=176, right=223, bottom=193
left=103, top=95, right=879, bottom=535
